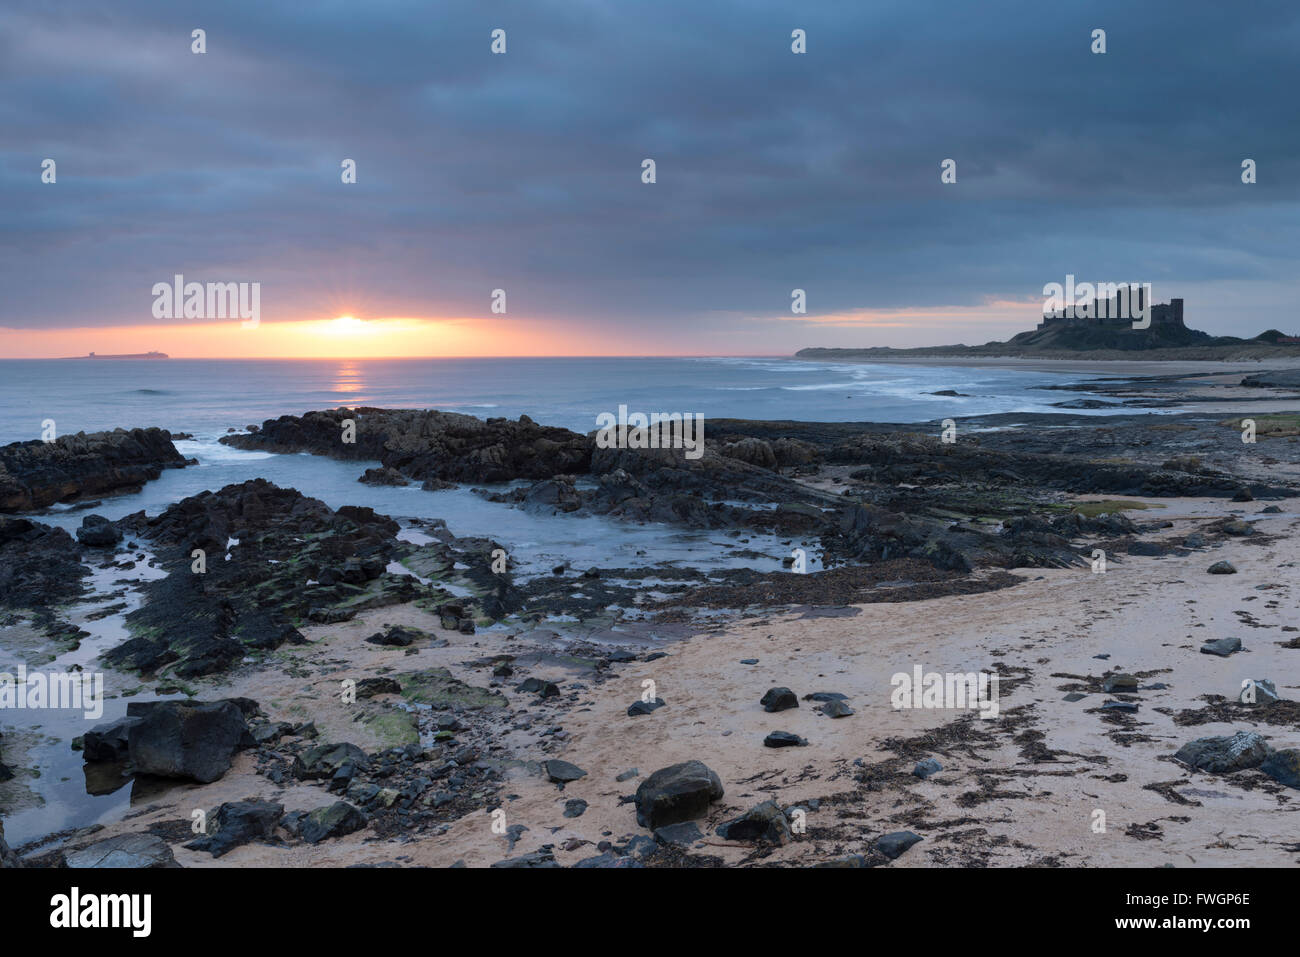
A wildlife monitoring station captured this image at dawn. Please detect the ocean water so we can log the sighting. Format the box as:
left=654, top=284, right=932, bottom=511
left=0, top=355, right=1105, bottom=444
left=1, top=355, right=1118, bottom=575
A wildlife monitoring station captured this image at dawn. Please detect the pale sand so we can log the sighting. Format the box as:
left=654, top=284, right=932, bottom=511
left=69, top=496, right=1299, bottom=868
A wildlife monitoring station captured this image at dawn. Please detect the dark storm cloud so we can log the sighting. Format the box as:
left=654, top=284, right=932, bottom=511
left=2, top=0, right=1298, bottom=339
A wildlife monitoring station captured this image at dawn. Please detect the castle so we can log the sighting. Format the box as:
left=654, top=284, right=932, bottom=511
left=1039, top=285, right=1184, bottom=330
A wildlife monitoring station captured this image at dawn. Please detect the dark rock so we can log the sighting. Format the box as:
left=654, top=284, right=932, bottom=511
left=764, top=731, right=808, bottom=748
left=0, top=427, right=189, bottom=511
left=491, top=850, right=560, bottom=868
left=653, top=821, right=703, bottom=846
left=573, top=852, right=643, bottom=868
left=627, top=697, right=666, bottom=716
left=1259, top=750, right=1300, bottom=790
left=634, top=760, right=724, bottom=829
left=187, top=800, right=284, bottom=857
left=364, top=625, right=425, bottom=647
left=1102, top=674, right=1139, bottom=693
left=125, top=699, right=250, bottom=783
left=913, top=758, right=943, bottom=779
left=293, top=742, right=370, bottom=781
left=1240, top=679, right=1282, bottom=705
left=543, top=759, right=587, bottom=784
left=760, top=687, right=798, bottom=713
left=221, top=408, right=592, bottom=484
left=1175, top=731, right=1272, bottom=773
left=355, top=677, right=402, bottom=698
left=517, top=677, right=560, bottom=698
left=563, top=799, right=588, bottom=818
left=0, top=820, right=18, bottom=868
left=76, top=514, right=122, bottom=548
left=1200, top=637, right=1242, bottom=657
left=820, top=699, right=854, bottom=718
left=877, top=830, right=923, bottom=860
left=1207, top=561, right=1237, bottom=575
left=716, top=800, right=792, bottom=845
left=300, top=801, right=367, bottom=844
left=81, top=715, right=141, bottom=762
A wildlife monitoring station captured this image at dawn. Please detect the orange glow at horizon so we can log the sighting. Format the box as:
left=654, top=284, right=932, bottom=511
left=0, top=316, right=687, bottom=359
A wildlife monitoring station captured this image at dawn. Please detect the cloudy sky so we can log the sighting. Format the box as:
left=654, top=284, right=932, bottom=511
left=2, top=0, right=1298, bottom=357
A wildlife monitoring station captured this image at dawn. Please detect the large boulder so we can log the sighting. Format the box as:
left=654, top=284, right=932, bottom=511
left=125, top=700, right=250, bottom=783
left=634, top=760, right=724, bottom=829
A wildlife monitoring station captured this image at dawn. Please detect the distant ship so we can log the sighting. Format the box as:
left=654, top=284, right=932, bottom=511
left=73, top=351, right=169, bottom=359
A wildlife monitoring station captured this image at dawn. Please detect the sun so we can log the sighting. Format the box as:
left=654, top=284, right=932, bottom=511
left=330, top=315, right=365, bottom=333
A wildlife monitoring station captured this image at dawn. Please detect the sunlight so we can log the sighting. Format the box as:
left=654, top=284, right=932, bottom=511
left=329, top=315, right=365, bottom=334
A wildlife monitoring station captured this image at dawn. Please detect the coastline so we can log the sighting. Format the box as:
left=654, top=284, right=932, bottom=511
left=3, top=370, right=1300, bottom=868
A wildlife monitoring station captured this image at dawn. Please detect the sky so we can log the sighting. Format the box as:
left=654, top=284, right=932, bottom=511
left=2, top=0, right=1299, bottom=358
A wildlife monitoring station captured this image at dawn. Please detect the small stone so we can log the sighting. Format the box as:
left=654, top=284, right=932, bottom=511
left=1240, top=679, right=1282, bottom=705
left=913, top=758, right=943, bottom=779
left=542, top=759, right=587, bottom=785
left=1102, top=674, right=1138, bottom=693
left=1200, top=637, right=1242, bottom=657
left=760, top=687, right=798, bottom=712
left=563, top=798, right=588, bottom=818
left=877, top=830, right=923, bottom=860
left=764, top=731, right=808, bottom=748
left=820, top=699, right=854, bottom=718
left=653, top=821, right=702, bottom=846
left=1207, top=561, right=1237, bottom=575
left=627, top=697, right=666, bottom=716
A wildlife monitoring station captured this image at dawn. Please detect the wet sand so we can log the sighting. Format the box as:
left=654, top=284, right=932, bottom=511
left=44, top=495, right=1299, bottom=868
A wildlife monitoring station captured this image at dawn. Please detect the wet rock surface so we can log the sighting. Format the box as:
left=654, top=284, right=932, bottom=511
left=0, top=427, right=189, bottom=512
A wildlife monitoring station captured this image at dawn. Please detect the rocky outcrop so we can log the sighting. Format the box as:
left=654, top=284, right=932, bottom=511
left=106, top=480, right=434, bottom=678
left=0, top=516, right=86, bottom=609
left=0, top=428, right=189, bottom=511
left=221, top=408, right=591, bottom=483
